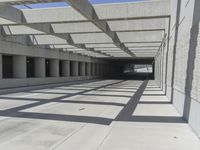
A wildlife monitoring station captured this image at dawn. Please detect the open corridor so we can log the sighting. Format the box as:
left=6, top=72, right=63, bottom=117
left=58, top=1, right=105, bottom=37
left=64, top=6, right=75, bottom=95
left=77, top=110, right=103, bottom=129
left=0, top=80, right=199, bottom=150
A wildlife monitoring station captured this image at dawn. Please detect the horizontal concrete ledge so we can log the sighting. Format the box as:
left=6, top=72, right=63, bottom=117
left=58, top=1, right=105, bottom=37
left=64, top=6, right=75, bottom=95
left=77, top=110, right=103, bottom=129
left=0, top=76, right=101, bottom=94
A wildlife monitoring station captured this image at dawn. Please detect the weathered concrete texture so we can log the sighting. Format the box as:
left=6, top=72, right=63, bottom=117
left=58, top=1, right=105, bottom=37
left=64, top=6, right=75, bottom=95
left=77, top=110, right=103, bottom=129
left=34, top=57, right=45, bottom=77
left=49, top=59, right=59, bottom=77
left=165, top=0, right=200, bottom=137
left=13, top=55, right=26, bottom=78
left=71, top=61, right=78, bottom=76
left=0, top=80, right=199, bottom=150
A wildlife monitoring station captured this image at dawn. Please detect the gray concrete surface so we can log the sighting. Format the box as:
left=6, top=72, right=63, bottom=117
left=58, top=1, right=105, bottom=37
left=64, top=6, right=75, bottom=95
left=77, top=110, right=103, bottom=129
left=0, top=0, right=200, bottom=146
left=0, top=80, right=199, bottom=150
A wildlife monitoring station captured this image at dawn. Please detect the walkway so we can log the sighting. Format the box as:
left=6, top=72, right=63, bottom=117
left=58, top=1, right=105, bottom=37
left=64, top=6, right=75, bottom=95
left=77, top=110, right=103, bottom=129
left=0, top=80, right=199, bottom=150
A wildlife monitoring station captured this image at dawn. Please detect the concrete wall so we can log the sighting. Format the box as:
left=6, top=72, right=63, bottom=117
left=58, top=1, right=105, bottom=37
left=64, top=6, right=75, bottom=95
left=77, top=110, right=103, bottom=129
left=165, top=0, right=200, bottom=137
left=155, top=50, right=161, bottom=87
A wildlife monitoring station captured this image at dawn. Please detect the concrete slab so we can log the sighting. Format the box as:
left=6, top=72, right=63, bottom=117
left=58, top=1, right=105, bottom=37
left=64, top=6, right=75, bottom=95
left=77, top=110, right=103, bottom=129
left=0, top=80, right=199, bottom=150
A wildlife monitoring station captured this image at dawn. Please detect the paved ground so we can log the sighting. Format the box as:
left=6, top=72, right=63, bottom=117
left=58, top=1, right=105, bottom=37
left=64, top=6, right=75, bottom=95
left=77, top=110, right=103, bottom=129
left=0, top=80, right=199, bottom=150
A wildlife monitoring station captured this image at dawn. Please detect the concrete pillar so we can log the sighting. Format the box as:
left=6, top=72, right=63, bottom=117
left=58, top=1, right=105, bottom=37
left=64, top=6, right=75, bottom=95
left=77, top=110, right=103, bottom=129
left=61, top=60, right=70, bottom=77
left=96, top=64, right=100, bottom=76
left=13, top=55, right=26, bottom=78
left=102, top=64, right=105, bottom=75
left=71, top=61, right=78, bottom=76
left=80, top=62, right=86, bottom=76
left=0, top=54, right=2, bottom=79
left=99, top=64, right=103, bottom=76
left=86, top=63, right=91, bottom=76
left=35, top=57, right=45, bottom=77
left=92, top=63, right=96, bottom=76
left=90, top=63, right=93, bottom=76
left=50, top=59, right=59, bottom=77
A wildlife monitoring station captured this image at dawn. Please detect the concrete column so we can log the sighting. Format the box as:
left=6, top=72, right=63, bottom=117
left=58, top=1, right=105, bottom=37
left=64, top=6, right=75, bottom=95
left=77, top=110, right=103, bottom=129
left=101, top=64, right=104, bottom=76
left=34, top=57, right=45, bottom=77
left=86, top=63, right=91, bottom=76
left=61, top=60, right=70, bottom=77
left=13, top=55, right=26, bottom=78
left=90, top=63, right=93, bottom=76
left=96, top=64, right=100, bottom=76
left=72, top=61, right=78, bottom=76
left=50, top=59, right=59, bottom=77
left=0, top=54, right=2, bottom=79
left=99, top=64, right=103, bottom=76
left=92, top=63, right=96, bottom=76
left=80, top=62, right=86, bottom=76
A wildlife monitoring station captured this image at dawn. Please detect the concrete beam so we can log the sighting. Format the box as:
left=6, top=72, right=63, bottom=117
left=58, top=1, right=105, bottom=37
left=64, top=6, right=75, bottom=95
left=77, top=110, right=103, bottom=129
left=95, top=0, right=170, bottom=20
left=2, top=1, right=169, bottom=24
left=65, top=0, right=134, bottom=57
left=0, top=6, right=108, bottom=57
left=0, top=0, right=63, bottom=5
left=107, top=18, right=167, bottom=32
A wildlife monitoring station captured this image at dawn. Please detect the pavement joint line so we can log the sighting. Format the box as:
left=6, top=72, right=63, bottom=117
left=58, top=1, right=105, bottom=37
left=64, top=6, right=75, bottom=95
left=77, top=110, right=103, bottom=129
left=51, top=123, right=86, bottom=150
left=51, top=88, right=125, bottom=150
left=0, top=80, right=126, bottom=124
left=96, top=81, right=144, bottom=150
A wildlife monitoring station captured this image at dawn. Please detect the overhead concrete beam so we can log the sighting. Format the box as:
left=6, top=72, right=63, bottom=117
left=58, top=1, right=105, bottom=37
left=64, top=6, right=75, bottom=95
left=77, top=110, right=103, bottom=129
left=0, top=1, right=169, bottom=24
left=65, top=0, right=134, bottom=57
left=107, top=18, right=167, bottom=32
left=94, top=0, right=170, bottom=20
left=0, top=5, right=22, bottom=23
left=0, top=0, right=63, bottom=5
left=0, top=5, right=109, bottom=57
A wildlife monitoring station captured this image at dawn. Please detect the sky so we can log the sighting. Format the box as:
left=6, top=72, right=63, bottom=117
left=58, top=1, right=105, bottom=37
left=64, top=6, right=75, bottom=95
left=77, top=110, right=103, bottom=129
left=15, top=0, right=144, bottom=9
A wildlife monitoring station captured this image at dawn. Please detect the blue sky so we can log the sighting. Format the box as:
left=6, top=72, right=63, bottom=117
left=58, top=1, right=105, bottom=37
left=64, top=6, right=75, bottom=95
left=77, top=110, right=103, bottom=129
left=15, top=0, right=144, bottom=9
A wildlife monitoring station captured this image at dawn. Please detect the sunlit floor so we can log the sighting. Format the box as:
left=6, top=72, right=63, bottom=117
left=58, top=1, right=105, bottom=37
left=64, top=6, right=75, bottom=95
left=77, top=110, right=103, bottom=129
left=0, top=80, right=199, bottom=150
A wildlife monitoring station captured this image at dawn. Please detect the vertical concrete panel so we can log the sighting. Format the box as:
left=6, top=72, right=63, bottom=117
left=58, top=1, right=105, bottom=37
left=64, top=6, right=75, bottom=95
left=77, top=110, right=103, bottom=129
left=0, top=54, right=2, bottom=79
left=50, top=59, right=59, bottom=77
left=188, top=99, right=200, bottom=137
left=34, top=57, right=45, bottom=77
left=169, top=0, right=200, bottom=137
left=13, top=55, right=26, bottom=78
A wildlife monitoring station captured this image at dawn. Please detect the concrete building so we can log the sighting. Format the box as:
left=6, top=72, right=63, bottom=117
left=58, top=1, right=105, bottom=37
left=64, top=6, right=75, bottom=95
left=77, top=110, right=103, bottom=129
left=0, top=0, right=199, bottom=149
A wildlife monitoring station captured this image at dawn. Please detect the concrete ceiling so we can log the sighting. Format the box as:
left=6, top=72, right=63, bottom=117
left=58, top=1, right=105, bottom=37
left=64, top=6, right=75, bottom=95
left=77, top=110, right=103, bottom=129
left=0, top=0, right=170, bottom=59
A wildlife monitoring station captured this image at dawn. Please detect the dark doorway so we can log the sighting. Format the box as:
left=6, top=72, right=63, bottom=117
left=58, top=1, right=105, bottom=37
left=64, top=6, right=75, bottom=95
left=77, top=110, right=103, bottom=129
left=2, top=55, right=13, bottom=78
left=59, top=60, right=62, bottom=77
left=85, top=63, right=88, bottom=76
left=26, top=57, right=35, bottom=78
left=70, top=61, right=73, bottom=76
left=78, top=62, right=81, bottom=76
left=45, top=59, right=50, bottom=77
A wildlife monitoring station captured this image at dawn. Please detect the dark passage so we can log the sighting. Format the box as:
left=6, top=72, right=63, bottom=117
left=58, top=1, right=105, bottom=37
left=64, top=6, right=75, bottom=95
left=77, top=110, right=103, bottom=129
left=26, top=57, right=35, bottom=78
left=2, top=55, right=13, bottom=79
left=45, top=59, right=50, bottom=77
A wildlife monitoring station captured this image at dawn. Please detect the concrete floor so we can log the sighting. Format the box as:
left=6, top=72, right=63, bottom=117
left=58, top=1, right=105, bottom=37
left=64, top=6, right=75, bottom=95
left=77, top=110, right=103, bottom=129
left=0, top=80, right=199, bottom=150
